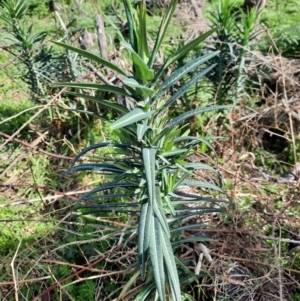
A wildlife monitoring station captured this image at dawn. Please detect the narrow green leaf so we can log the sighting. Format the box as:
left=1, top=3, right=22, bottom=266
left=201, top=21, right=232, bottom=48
left=118, top=269, right=141, bottom=300
left=152, top=27, right=218, bottom=84
left=173, top=136, right=217, bottom=159
left=137, top=88, right=153, bottom=99
left=172, top=237, right=214, bottom=246
left=137, top=0, right=150, bottom=60
left=111, top=108, right=155, bottom=130
left=153, top=204, right=170, bottom=238
left=161, top=149, right=188, bottom=157
left=122, top=41, right=154, bottom=81
left=131, top=55, right=154, bottom=81
left=52, top=82, right=132, bottom=98
left=172, top=174, right=189, bottom=192
left=182, top=179, right=224, bottom=193
left=170, top=223, right=207, bottom=234
left=138, top=201, right=152, bottom=280
left=57, top=108, right=110, bottom=124
left=83, top=202, right=139, bottom=209
left=53, top=41, right=129, bottom=76
left=166, top=28, right=218, bottom=68
left=184, top=163, right=217, bottom=173
left=123, top=77, right=155, bottom=98
left=65, top=92, right=129, bottom=114
left=78, top=207, right=138, bottom=214
left=78, top=192, right=136, bottom=201
left=174, top=163, right=194, bottom=176
left=160, top=229, right=181, bottom=301
left=153, top=186, right=170, bottom=237
left=66, top=143, right=139, bottom=172
left=176, top=207, right=224, bottom=215
left=79, top=182, right=137, bottom=201
left=158, top=154, right=172, bottom=165
left=148, top=0, right=178, bottom=68
left=166, top=105, right=233, bottom=128
left=123, top=0, right=138, bottom=52
left=170, top=193, right=230, bottom=204
left=142, top=148, right=157, bottom=206
left=154, top=51, right=219, bottom=100
left=174, top=135, right=212, bottom=145
left=162, top=64, right=216, bottom=111
left=149, top=215, right=165, bottom=301
left=135, top=281, right=156, bottom=301
left=123, top=77, right=144, bottom=88
left=175, top=257, right=199, bottom=283
left=67, top=163, right=124, bottom=175
left=137, top=124, right=151, bottom=141
left=163, top=195, right=176, bottom=216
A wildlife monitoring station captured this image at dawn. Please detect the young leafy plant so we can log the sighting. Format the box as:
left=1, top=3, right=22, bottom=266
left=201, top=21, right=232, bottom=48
left=55, top=0, right=232, bottom=299
left=0, top=0, right=76, bottom=99
left=207, top=0, right=259, bottom=104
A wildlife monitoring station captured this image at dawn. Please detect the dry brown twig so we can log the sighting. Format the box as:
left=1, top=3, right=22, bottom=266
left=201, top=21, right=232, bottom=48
left=96, top=14, right=108, bottom=59
left=0, top=94, right=63, bottom=151
left=0, top=131, right=49, bottom=179
left=0, top=276, right=51, bottom=287
left=0, top=189, right=89, bottom=208
left=0, top=131, right=86, bottom=162
left=31, top=235, right=136, bottom=301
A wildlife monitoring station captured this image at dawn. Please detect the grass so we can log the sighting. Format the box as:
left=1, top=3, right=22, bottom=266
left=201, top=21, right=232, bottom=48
left=0, top=0, right=300, bottom=300
left=0, top=55, right=30, bottom=104
left=0, top=201, right=53, bottom=252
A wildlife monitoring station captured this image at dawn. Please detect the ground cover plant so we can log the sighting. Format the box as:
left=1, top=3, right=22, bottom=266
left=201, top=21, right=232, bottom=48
left=0, top=0, right=300, bottom=300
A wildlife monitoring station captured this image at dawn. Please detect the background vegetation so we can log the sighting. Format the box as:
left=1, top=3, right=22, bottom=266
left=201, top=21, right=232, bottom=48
left=0, top=0, right=300, bottom=300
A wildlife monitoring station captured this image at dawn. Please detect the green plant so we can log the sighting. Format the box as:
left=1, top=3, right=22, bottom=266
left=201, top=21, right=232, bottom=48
left=271, top=22, right=300, bottom=58
left=55, top=0, right=232, bottom=299
left=0, top=0, right=74, bottom=98
left=207, top=0, right=259, bottom=104
left=259, top=0, right=300, bottom=58
left=0, top=97, right=34, bottom=135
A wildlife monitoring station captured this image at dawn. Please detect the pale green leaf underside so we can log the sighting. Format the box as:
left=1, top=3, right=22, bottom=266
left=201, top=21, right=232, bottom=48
left=142, top=148, right=156, bottom=206
left=111, top=108, right=155, bottom=130
left=182, top=179, right=224, bottom=193
left=154, top=51, right=219, bottom=101
left=65, top=91, right=129, bottom=114
left=162, top=63, right=217, bottom=110
left=53, top=41, right=129, bottom=77
left=52, top=82, right=132, bottom=98
left=123, top=77, right=155, bottom=98
left=161, top=228, right=181, bottom=301
left=148, top=0, right=178, bottom=68
left=149, top=216, right=165, bottom=300
left=152, top=27, right=218, bottom=84
left=137, top=124, right=151, bottom=141
left=138, top=201, right=151, bottom=280
left=166, top=105, right=233, bottom=128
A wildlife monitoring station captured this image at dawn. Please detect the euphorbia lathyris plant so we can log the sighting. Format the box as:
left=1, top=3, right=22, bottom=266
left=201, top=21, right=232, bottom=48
left=54, top=0, right=231, bottom=299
